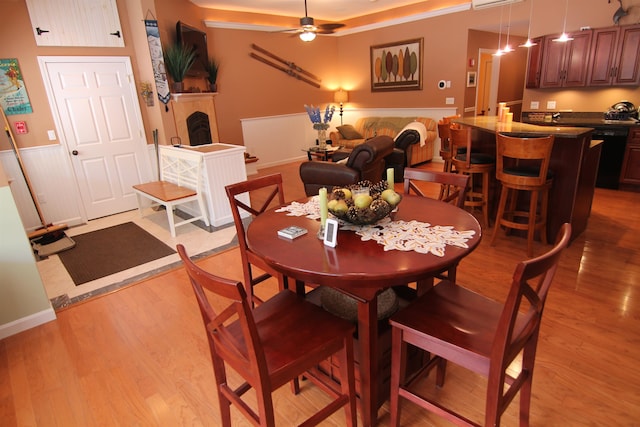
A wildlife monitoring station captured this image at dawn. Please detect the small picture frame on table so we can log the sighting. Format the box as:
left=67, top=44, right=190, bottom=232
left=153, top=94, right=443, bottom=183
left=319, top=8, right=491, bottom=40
left=323, top=218, right=338, bottom=247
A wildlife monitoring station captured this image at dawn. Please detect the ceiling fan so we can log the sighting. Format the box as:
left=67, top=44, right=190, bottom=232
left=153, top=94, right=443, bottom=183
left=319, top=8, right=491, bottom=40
left=284, top=0, right=346, bottom=42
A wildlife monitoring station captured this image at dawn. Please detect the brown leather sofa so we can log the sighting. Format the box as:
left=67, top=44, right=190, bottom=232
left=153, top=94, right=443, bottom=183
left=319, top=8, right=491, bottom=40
left=299, top=135, right=395, bottom=196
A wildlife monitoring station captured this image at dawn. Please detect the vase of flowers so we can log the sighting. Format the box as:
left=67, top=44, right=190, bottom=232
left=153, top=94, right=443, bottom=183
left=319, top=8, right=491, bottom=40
left=305, top=104, right=335, bottom=149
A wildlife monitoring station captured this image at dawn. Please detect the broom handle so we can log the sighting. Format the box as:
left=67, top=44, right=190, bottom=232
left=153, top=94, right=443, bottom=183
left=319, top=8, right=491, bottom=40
left=1, top=107, right=48, bottom=227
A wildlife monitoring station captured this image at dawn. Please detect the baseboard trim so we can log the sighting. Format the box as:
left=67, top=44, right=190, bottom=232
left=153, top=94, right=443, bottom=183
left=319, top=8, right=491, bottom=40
left=0, top=308, right=57, bottom=339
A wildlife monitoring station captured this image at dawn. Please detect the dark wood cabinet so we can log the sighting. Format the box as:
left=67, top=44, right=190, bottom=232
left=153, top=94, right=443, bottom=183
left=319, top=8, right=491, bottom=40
left=588, top=24, right=640, bottom=86
left=615, top=24, right=640, bottom=85
left=525, top=37, right=544, bottom=88
left=621, top=127, right=640, bottom=186
left=540, top=30, right=592, bottom=88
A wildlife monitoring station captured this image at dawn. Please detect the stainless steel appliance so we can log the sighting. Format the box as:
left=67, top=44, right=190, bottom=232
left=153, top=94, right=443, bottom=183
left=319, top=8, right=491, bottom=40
left=605, top=101, right=638, bottom=121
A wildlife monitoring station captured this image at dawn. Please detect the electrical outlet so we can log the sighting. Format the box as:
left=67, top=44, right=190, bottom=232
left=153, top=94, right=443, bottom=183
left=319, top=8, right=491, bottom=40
left=547, top=101, right=557, bottom=109
left=530, top=101, right=540, bottom=110
left=445, top=97, right=455, bottom=105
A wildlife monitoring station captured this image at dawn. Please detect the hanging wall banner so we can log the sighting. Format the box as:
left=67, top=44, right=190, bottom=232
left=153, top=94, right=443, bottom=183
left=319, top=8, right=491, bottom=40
left=0, top=58, right=33, bottom=115
left=145, top=20, right=170, bottom=106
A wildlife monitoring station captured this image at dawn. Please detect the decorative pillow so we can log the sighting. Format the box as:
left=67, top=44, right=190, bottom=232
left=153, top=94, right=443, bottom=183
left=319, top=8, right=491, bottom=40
left=337, top=124, right=364, bottom=140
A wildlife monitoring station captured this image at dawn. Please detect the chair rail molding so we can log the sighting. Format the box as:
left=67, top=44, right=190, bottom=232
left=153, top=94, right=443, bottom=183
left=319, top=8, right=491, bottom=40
left=241, top=108, right=457, bottom=169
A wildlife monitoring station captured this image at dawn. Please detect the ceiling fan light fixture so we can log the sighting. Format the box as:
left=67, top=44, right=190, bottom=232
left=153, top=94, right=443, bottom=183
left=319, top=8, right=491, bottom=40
left=300, top=31, right=316, bottom=42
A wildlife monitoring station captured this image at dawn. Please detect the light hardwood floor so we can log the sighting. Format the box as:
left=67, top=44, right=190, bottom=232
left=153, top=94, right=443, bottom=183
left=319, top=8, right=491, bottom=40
left=1, top=160, right=639, bottom=426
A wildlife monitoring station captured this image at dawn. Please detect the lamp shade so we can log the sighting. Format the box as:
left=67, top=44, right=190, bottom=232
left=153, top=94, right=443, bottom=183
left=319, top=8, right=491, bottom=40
left=334, top=89, right=348, bottom=104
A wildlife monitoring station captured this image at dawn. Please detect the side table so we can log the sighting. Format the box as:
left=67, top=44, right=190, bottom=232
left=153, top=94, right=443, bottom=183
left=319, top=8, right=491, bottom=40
left=305, top=145, right=342, bottom=161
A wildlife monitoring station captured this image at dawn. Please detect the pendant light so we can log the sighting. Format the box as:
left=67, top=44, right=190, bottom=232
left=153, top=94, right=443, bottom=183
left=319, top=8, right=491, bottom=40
left=493, top=6, right=505, bottom=56
left=553, top=0, right=574, bottom=42
left=503, top=4, right=514, bottom=53
left=519, top=0, right=538, bottom=48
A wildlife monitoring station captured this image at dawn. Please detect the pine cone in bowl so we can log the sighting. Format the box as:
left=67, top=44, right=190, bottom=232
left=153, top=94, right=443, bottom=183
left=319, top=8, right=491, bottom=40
left=327, top=180, right=401, bottom=225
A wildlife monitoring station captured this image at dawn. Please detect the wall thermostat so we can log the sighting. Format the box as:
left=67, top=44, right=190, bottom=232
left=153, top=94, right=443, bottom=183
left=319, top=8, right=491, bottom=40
left=437, top=80, right=446, bottom=90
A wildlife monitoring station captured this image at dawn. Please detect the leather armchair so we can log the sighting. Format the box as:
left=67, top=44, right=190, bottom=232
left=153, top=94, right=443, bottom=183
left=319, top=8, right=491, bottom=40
left=385, top=129, right=421, bottom=182
left=299, top=135, right=395, bottom=196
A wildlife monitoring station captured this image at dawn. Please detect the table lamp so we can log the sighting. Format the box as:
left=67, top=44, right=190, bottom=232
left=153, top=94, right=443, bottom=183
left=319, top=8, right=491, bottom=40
left=334, top=89, right=349, bottom=125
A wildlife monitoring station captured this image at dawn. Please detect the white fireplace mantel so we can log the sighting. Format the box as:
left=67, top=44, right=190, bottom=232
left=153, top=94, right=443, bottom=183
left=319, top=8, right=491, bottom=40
left=170, top=93, right=220, bottom=145
left=171, top=92, right=218, bottom=102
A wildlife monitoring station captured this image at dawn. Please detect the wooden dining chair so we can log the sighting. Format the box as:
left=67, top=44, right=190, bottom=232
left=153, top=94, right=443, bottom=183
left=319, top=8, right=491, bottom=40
left=402, top=168, right=470, bottom=284
left=388, top=223, right=571, bottom=427
left=225, top=173, right=288, bottom=307
left=177, top=244, right=358, bottom=427
left=403, top=168, right=470, bottom=208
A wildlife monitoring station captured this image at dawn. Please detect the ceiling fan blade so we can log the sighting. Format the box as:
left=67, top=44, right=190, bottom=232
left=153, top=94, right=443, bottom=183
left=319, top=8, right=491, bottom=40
left=273, top=28, right=301, bottom=33
left=318, top=22, right=345, bottom=31
left=316, top=29, right=336, bottom=34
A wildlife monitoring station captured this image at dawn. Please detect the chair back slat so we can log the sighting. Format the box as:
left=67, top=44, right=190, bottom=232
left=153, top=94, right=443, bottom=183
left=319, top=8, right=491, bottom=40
left=403, top=168, right=469, bottom=208
left=437, top=121, right=453, bottom=154
left=159, top=149, right=203, bottom=191
left=495, top=133, right=555, bottom=187
left=177, top=244, right=266, bottom=381
left=449, top=124, right=473, bottom=169
left=489, top=223, right=571, bottom=390
left=225, top=173, right=286, bottom=305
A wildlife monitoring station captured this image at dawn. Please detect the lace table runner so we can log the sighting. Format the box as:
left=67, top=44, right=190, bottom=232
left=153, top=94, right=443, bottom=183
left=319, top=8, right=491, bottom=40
left=276, top=198, right=476, bottom=256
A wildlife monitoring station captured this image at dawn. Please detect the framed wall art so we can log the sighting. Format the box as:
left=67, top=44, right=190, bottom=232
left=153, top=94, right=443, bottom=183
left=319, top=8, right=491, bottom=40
left=467, top=71, right=477, bottom=88
left=370, top=38, right=423, bottom=92
left=0, top=58, right=33, bottom=115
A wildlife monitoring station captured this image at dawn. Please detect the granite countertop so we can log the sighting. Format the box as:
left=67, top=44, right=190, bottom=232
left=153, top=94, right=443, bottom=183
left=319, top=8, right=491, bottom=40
left=453, top=116, right=593, bottom=138
left=521, top=112, right=639, bottom=128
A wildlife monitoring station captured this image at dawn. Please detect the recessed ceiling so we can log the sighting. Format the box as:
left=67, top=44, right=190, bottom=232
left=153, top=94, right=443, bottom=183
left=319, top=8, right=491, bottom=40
left=189, top=0, right=433, bottom=22
left=191, top=0, right=530, bottom=37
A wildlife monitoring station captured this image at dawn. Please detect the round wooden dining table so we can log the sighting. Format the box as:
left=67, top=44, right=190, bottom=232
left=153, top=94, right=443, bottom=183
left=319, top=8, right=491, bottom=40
left=246, top=195, right=482, bottom=426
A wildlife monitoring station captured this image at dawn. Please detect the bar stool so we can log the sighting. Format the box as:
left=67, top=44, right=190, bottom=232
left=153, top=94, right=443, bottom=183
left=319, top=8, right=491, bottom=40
left=450, top=124, right=495, bottom=228
left=437, top=114, right=461, bottom=175
left=437, top=120, right=454, bottom=200
left=491, top=133, right=555, bottom=257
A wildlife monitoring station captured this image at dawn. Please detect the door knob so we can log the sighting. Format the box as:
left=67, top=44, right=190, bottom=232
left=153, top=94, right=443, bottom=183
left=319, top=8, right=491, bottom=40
left=72, top=150, right=78, bottom=156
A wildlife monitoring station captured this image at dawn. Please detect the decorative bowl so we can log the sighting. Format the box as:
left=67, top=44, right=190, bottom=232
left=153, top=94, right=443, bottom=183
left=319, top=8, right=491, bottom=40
left=327, top=180, right=401, bottom=225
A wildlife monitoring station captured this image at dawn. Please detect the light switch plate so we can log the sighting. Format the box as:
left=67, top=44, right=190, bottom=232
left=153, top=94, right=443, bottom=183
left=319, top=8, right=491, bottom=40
left=47, top=130, right=56, bottom=140
left=547, top=100, right=557, bottom=109
left=530, top=101, right=540, bottom=110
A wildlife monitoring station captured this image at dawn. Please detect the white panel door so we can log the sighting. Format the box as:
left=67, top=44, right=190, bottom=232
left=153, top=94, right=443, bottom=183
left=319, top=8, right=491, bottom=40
left=39, top=56, right=151, bottom=220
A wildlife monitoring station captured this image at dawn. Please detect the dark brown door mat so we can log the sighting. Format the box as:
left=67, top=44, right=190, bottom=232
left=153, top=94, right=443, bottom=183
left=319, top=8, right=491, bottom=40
left=58, top=222, right=175, bottom=285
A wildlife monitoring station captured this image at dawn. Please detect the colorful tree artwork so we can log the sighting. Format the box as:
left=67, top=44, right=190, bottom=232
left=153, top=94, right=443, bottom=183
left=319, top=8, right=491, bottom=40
left=370, top=38, right=423, bottom=91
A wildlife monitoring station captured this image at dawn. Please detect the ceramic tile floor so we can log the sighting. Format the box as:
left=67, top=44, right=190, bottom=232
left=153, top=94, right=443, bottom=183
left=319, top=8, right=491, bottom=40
left=36, top=208, right=239, bottom=310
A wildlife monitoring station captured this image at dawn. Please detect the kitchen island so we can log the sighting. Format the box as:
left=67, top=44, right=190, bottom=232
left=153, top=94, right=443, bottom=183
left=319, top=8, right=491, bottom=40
left=452, top=116, right=600, bottom=242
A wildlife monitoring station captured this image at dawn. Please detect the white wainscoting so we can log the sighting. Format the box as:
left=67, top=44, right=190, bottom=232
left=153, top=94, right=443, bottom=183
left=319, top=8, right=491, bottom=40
left=241, top=107, right=457, bottom=170
left=0, top=144, right=83, bottom=231
left=1, top=107, right=457, bottom=232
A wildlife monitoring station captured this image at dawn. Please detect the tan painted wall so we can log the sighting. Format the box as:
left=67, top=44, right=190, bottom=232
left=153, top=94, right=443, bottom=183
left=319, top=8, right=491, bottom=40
left=2, top=0, right=639, bottom=152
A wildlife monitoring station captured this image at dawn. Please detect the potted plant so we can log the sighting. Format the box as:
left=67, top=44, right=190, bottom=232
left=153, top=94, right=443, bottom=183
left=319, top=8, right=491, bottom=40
left=204, top=57, right=219, bottom=92
left=163, top=42, right=196, bottom=93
